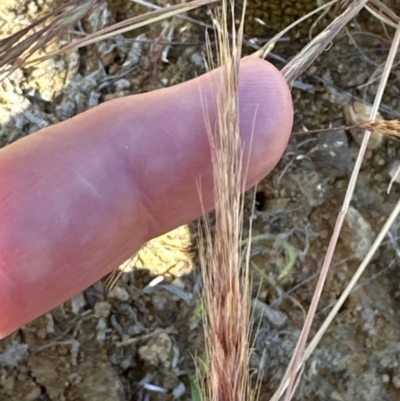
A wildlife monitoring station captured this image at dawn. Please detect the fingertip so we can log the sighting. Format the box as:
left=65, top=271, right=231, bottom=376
left=237, top=56, right=293, bottom=186
left=0, top=56, right=293, bottom=339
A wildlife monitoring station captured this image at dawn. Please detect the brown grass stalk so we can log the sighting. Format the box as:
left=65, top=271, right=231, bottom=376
left=0, top=0, right=106, bottom=75
left=363, top=119, right=400, bottom=136
left=292, top=119, right=400, bottom=137
left=282, top=0, right=370, bottom=85
left=273, top=10, right=400, bottom=401
left=366, top=0, right=399, bottom=28
left=253, top=0, right=339, bottom=59
left=0, top=0, right=217, bottom=78
left=27, top=0, right=218, bottom=62
left=198, top=1, right=253, bottom=401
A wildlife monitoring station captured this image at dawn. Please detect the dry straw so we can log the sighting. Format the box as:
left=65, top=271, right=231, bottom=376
left=0, top=0, right=106, bottom=74
left=198, top=1, right=253, bottom=401
left=292, top=120, right=400, bottom=137
left=0, top=0, right=217, bottom=77
left=267, top=2, right=400, bottom=400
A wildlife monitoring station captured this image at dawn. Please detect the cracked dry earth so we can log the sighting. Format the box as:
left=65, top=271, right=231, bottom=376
left=2, top=1, right=400, bottom=400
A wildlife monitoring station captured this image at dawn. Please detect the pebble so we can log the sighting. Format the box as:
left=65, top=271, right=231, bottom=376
left=343, top=206, right=374, bottom=260
left=94, top=301, right=112, bottom=319
left=393, top=375, right=400, bottom=389
left=330, top=391, right=344, bottom=401
left=344, top=101, right=383, bottom=149
left=107, top=286, right=130, bottom=302
left=71, top=292, right=86, bottom=315
left=45, top=313, right=55, bottom=334
left=172, top=382, right=186, bottom=398
left=388, top=161, right=400, bottom=184
left=25, top=386, right=42, bottom=401
left=138, top=333, right=173, bottom=368
left=311, top=130, right=351, bottom=178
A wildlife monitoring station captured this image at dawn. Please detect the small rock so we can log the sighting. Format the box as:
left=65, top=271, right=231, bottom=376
left=77, top=362, right=124, bottom=401
left=172, top=382, right=186, bottom=398
left=68, top=372, right=83, bottom=385
left=124, top=35, right=144, bottom=67
left=388, top=161, right=400, bottom=184
left=138, top=333, right=173, bottom=368
left=114, top=79, right=130, bottom=91
left=311, top=130, right=351, bottom=178
left=45, top=313, right=55, bottom=334
left=393, top=375, right=400, bottom=389
left=25, top=385, right=42, bottom=401
left=171, top=277, right=185, bottom=289
left=92, top=280, right=105, bottom=293
left=107, top=286, right=130, bottom=302
left=152, top=292, right=179, bottom=324
left=71, top=292, right=86, bottom=315
left=0, top=341, right=29, bottom=367
left=88, top=91, right=101, bottom=108
left=96, top=318, right=109, bottom=344
left=342, top=206, right=374, bottom=260
left=251, top=299, right=287, bottom=327
left=126, top=322, right=146, bottom=336
left=344, top=101, right=383, bottom=149
left=330, top=391, right=344, bottom=401
left=56, top=100, right=75, bottom=120
left=291, top=168, right=328, bottom=208
left=37, top=328, right=47, bottom=340
left=190, top=51, right=204, bottom=67
left=94, top=301, right=112, bottom=319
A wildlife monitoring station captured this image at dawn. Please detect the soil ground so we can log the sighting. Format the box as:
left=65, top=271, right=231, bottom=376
left=1, top=1, right=400, bottom=400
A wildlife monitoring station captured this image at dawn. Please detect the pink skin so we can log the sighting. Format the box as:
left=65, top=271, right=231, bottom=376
left=0, top=57, right=293, bottom=338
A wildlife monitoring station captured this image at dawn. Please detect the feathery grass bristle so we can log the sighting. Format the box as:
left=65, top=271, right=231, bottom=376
left=363, top=119, right=400, bottom=136
left=199, top=1, right=254, bottom=401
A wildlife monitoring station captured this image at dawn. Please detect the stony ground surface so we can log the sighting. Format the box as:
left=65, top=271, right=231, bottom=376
left=1, top=1, right=400, bottom=400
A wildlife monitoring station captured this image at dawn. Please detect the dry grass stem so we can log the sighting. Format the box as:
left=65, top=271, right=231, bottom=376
left=292, top=119, right=400, bottom=137
left=199, top=1, right=253, bottom=401
left=270, top=196, right=400, bottom=401
left=272, top=15, right=400, bottom=401
left=301, top=196, right=400, bottom=380
left=282, top=0, right=369, bottom=85
left=0, top=0, right=217, bottom=77
left=0, top=0, right=105, bottom=76
left=131, top=0, right=214, bottom=30
left=366, top=0, right=399, bottom=28
left=253, top=0, right=339, bottom=59
left=38, top=0, right=217, bottom=55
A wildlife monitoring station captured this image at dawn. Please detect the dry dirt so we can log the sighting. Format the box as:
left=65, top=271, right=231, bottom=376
left=1, top=1, right=400, bottom=401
